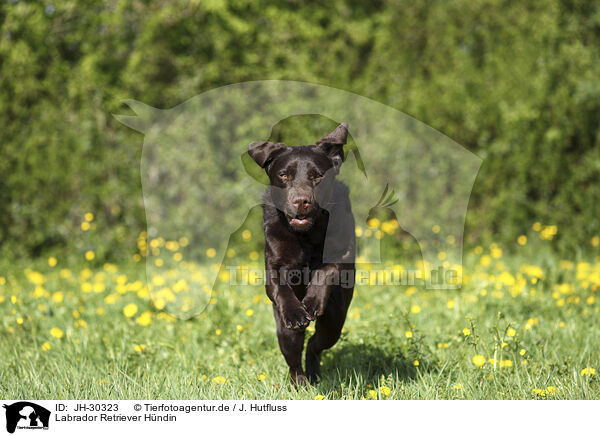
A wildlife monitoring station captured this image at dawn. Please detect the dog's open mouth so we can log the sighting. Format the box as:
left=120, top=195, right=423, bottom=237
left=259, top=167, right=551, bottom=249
left=287, top=214, right=313, bottom=230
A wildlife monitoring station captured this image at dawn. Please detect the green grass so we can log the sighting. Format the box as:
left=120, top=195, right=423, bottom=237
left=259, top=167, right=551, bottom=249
left=1, top=246, right=599, bottom=400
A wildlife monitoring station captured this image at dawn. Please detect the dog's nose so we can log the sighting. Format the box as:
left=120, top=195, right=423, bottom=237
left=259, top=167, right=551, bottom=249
left=292, top=196, right=311, bottom=210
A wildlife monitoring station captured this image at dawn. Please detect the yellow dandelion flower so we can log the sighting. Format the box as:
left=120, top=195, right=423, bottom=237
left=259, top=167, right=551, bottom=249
left=580, top=367, right=596, bottom=376
left=152, top=275, right=165, bottom=286
left=26, top=270, right=45, bottom=285
left=219, top=270, right=230, bottom=282
left=85, top=250, right=95, bottom=261
left=52, top=292, right=63, bottom=303
left=241, top=230, right=252, bottom=241
left=547, top=386, right=558, bottom=394
left=236, top=324, right=243, bottom=333
left=410, top=305, right=421, bottom=314
left=314, top=395, right=325, bottom=400
left=462, top=328, right=471, bottom=336
left=413, top=360, right=419, bottom=367
left=452, top=384, right=463, bottom=390
left=50, top=327, right=64, bottom=339
left=123, top=303, right=138, bottom=318
left=368, top=389, right=378, bottom=399
left=41, top=342, right=51, bottom=351
left=540, top=225, right=558, bottom=240
left=165, top=241, right=179, bottom=252
left=206, top=248, right=216, bottom=258
left=447, top=299, right=455, bottom=309
left=246, top=309, right=254, bottom=317
left=431, top=224, right=440, bottom=233
left=84, top=212, right=94, bottom=222
left=81, top=221, right=90, bottom=231
left=405, top=331, right=413, bottom=338
left=134, top=344, right=146, bottom=353
left=500, top=360, right=513, bottom=367
left=472, top=355, right=485, bottom=367
left=506, top=328, right=516, bottom=337
left=258, top=372, right=266, bottom=382
left=480, top=255, right=492, bottom=266
left=153, top=294, right=170, bottom=307
left=517, top=235, right=527, bottom=245
left=367, top=218, right=380, bottom=228
left=48, top=257, right=57, bottom=267
left=380, top=386, right=391, bottom=397
left=215, top=329, right=222, bottom=336
left=136, top=311, right=152, bottom=326
left=213, top=376, right=228, bottom=384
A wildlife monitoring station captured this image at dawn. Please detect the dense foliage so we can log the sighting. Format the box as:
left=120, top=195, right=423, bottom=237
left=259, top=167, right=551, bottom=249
left=1, top=0, right=599, bottom=260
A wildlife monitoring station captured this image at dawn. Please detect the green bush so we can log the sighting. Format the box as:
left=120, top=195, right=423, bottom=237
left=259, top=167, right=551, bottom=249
left=1, top=0, right=599, bottom=260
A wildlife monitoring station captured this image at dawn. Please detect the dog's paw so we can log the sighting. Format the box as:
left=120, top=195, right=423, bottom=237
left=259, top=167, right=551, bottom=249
left=290, top=369, right=308, bottom=387
left=280, top=303, right=311, bottom=330
left=302, top=294, right=326, bottom=319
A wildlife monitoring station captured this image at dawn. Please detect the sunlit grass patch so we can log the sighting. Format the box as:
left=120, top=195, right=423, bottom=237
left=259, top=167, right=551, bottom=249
left=1, top=236, right=599, bottom=399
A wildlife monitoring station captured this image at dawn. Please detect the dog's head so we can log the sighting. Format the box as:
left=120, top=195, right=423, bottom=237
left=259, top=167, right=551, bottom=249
left=248, top=123, right=348, bottom=232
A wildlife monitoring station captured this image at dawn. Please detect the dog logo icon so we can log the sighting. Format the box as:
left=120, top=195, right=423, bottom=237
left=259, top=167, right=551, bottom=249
left=3, top=402, right=50, bottom=434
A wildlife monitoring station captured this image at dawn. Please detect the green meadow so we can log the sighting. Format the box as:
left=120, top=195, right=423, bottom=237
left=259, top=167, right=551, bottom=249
left=2, top=228, right=599, bottom=400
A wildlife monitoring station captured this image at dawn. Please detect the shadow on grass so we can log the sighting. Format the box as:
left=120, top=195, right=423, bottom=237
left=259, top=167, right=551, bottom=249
left=319, top=342, right=427, bottom=391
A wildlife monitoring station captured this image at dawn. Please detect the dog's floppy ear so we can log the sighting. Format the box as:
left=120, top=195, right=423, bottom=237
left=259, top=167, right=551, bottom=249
left=248, top=141, right=288, bottom=168
left=316, top=122, right=348, bottom=171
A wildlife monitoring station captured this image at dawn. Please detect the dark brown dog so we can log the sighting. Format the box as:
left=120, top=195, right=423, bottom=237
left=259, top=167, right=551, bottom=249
left=248, top=123, right=355, bottom=385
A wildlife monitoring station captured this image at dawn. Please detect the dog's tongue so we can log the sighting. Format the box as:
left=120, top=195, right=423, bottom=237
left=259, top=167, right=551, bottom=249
left=290, top=216, right=309, bottom=226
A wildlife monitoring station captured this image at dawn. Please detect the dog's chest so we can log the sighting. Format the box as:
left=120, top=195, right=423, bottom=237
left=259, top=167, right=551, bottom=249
left=297, top=239, right=324, bottom=270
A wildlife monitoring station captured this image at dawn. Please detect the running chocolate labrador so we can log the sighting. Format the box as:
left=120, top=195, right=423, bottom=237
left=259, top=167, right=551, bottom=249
left=248, top=123, right=355, bottom=385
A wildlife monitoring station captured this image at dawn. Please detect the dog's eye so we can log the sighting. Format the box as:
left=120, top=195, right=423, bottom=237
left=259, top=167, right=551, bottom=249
left=312, top=174, right=323, bottom=182
left=278, top=172, right=288, bottom=180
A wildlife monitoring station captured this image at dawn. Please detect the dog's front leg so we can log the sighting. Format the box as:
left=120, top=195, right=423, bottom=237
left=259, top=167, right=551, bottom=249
left=267, top=277, right=311, bottom=330
left=267, top=274, right=310, bottom=386
left=302, top=264, right=342, bottom=319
